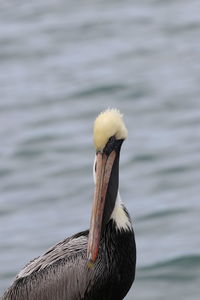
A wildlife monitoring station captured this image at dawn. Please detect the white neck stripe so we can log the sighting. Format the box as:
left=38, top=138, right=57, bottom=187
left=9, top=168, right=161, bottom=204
left=110, top=193, right=132, bottom=230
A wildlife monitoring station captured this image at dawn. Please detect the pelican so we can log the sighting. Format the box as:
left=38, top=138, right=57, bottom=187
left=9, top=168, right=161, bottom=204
left=1, top=109, right=136, bottom=300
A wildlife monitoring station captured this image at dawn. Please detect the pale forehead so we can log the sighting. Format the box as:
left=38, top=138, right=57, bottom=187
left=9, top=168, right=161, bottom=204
left=93, top=109, right=128, bottom=151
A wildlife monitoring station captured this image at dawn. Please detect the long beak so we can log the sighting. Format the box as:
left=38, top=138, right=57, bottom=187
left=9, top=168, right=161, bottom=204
left=87, top=150, right=116, bottom=265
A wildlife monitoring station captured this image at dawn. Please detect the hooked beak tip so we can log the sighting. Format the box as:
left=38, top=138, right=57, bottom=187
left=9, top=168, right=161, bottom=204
left=87, top=259, right=94, bottom=269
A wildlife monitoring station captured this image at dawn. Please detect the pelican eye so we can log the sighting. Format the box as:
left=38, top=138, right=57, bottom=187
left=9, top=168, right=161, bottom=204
left=103, top=136, right=123, bottom=155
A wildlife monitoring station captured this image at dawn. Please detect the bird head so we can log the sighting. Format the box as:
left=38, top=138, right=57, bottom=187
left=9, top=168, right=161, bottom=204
left=93, top=108, right=128, bottom=152
left=87, top=109, right=128, bottom=264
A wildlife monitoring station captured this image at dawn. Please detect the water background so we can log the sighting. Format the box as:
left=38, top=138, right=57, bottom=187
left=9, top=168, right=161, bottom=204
left=0, top=0, right=200, bottom=299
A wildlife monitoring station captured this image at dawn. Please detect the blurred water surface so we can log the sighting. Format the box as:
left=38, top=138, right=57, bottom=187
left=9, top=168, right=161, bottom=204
left=0, top=0, right=200, bottom=299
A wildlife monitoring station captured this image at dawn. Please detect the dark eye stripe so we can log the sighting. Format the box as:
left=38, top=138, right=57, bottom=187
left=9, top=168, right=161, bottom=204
left=104, top=136, right=123, bottom=155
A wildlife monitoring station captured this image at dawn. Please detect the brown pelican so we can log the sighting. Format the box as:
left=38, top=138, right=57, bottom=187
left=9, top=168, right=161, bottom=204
left=1, top=109, right=136, bottom=300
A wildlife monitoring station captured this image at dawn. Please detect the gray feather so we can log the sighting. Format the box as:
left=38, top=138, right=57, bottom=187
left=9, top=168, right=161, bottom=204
left=1, top=232, right=97, bottom=300
left=17, top=235, right=87, bottom=278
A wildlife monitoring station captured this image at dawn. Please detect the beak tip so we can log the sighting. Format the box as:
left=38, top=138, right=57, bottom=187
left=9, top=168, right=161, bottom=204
left=87, top=252, right=95, bottom=269
left=87, top=260, right=94, bottom=269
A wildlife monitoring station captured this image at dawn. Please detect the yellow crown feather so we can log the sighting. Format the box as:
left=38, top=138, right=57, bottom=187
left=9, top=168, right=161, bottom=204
left=93, top=109, right=128, bottom=151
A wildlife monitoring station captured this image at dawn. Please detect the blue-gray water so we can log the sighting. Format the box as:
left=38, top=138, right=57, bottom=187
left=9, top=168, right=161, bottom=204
left=0, top=0, right=200, bottom=299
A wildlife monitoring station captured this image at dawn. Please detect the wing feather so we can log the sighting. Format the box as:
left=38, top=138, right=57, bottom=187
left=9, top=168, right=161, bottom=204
left=2, top=231, right=93, bottom=300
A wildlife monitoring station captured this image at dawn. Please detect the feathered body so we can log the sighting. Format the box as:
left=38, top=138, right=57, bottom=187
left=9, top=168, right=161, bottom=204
left=2, top=209, right=135, bottom=300
left=1, top=109, right=136, bottom=300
